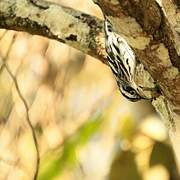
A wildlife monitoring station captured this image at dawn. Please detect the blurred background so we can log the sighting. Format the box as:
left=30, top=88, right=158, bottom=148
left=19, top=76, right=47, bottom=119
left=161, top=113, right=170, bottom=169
left=0, top=0, right=178, bottom=180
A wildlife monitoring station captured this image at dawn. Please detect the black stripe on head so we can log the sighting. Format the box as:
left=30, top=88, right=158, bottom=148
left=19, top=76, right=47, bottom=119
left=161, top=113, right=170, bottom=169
left=121, top=91, right=140, bottom=102
left=119, top=84, right=142, bottom=102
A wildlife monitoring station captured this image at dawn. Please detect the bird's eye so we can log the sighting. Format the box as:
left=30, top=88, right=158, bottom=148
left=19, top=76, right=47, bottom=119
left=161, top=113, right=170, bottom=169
left=124, top=86, right=133, bottom=92
left=122, top=86, right=137, bottom=96
left=130, top=90, right=136, bottom=96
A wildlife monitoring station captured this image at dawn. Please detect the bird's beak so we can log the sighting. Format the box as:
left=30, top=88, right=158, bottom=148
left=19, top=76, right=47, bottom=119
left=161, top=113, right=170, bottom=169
left=137, top=87, right=152, bottom=101
left=142, top=96, right=153, bottom=101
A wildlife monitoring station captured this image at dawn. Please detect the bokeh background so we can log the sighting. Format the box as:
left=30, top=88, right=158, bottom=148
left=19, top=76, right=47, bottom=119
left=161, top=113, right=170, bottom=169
left=0, top=0, right=178, bottom=180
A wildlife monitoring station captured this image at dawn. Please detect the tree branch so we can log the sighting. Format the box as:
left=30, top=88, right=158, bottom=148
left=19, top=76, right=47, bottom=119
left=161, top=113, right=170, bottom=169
left=0, top=0, right=106, bottom=62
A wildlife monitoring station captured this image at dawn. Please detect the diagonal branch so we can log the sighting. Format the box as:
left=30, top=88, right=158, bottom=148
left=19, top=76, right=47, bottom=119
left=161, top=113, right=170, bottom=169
left=0, top=0, right=106, bottom=63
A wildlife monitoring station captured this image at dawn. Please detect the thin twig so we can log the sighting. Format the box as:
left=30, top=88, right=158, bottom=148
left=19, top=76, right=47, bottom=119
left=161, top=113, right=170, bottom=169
left=0, top=34, right=40, bottom=179
left=4, top=64, right=40, bottom=179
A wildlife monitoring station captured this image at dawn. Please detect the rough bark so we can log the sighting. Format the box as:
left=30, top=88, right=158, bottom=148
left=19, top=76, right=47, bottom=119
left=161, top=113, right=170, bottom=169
left=0, top=0, right=106, bottom=62
left=0, top=0, right=180, bottom=169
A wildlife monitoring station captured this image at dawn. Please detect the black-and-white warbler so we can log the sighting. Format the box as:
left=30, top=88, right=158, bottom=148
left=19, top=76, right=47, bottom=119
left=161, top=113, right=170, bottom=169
left=96, top=8, right=148, bottom=102
left=104, top=16, right=175, bottom=126
left=104, top=17, right=147, bottom=101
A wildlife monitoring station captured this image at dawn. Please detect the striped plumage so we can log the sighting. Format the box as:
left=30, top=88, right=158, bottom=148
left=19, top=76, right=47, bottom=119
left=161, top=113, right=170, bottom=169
left=104, top=17, right=146, bottom=102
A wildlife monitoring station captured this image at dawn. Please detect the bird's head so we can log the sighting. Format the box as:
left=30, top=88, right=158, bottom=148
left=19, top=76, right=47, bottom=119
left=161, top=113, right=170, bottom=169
left=118, top=80, right=149, bottom=102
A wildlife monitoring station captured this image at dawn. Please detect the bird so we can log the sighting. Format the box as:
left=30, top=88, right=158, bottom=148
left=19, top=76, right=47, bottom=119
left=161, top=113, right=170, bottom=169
left=101, top=10, right=148, bottom=101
